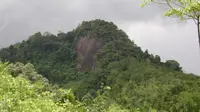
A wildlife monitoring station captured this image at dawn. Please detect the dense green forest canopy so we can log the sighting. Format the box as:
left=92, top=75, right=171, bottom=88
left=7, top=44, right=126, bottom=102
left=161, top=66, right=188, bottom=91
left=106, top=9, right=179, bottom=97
left=0, top=19, right=200, bottom=111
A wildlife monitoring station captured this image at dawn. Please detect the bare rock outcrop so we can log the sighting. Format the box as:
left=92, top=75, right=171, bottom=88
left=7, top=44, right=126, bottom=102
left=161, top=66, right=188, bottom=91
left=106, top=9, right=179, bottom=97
left=76, top=36, right=103, bottom=71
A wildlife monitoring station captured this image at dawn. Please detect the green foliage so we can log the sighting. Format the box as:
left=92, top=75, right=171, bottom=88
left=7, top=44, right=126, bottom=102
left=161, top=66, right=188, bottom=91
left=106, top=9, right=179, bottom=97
left=0, top=62, right=82, bottom=111
left=0, top=61, right=135, bottom=111
left=0, top=19, right=199, bottom=112
left=74, top=19, right=128, bottom=43
left=0, top=31, right=77, bottom=84
left=141, top=0, right=200, bottom=20
left=104, top=58, right=200, bottom=111
left=165, top=60, right=182, bottom=71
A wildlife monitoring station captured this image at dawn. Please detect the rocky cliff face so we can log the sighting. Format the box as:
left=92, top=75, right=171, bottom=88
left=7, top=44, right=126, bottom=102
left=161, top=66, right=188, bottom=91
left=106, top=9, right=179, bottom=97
left=76, top=36, right=103, bottom=71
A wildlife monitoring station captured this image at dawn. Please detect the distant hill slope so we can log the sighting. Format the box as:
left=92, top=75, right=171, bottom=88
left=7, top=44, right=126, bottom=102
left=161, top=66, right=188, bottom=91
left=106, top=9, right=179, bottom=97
left=0, top=20, right=181, bottom=82
left=1, top=19, right=200, bottom=111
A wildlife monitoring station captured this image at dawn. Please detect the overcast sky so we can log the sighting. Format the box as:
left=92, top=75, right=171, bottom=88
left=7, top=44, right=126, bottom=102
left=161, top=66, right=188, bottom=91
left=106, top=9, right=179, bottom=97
left=0, top=0, right=199, bottom=75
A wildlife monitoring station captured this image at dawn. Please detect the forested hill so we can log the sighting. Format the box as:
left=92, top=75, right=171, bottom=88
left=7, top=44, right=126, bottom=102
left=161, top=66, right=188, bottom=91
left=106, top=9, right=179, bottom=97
left=0, top=19, right=182, bottom=83
left=0, top=19, right=200, bottom=111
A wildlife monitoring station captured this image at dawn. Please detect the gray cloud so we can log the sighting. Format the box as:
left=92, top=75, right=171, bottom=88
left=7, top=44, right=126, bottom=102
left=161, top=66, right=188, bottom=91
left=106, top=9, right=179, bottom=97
left=0, top=0, right=199, bottom=74
left=0, top=0, right=163, bottom=45
left=119, top=19, right=200, bottom=75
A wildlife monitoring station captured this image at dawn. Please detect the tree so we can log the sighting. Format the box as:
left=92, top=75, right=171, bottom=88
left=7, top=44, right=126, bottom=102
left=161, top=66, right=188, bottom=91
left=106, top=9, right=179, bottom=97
left=165, top=60, right=182, bottom=71
left=141, top=0, right=200, bottom=48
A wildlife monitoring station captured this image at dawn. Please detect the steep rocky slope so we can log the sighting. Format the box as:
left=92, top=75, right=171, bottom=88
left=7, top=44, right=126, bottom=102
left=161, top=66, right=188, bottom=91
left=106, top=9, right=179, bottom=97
left=76, top=36, right=103, bottom=71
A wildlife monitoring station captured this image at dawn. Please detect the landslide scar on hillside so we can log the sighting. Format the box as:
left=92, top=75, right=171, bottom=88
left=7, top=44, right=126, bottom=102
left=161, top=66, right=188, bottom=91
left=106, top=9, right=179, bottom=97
left=76, top=36, right=103, bottom=71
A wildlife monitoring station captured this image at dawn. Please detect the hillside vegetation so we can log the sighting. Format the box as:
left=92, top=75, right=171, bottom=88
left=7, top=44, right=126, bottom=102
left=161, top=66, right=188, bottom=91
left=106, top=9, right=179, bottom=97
left=0, top=20, right=199, bottom=111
